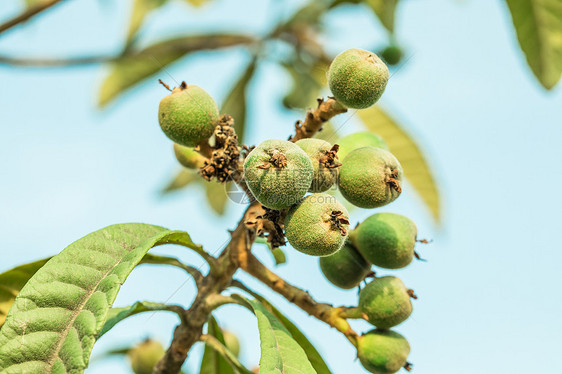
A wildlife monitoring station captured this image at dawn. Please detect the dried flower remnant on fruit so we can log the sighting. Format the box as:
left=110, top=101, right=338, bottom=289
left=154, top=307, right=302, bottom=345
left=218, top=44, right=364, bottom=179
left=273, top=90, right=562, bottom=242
left=200, top=115, right=241, bottom=183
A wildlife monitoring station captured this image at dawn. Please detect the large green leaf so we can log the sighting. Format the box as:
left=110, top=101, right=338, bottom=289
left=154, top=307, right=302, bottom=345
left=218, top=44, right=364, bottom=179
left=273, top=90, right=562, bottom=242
left=241, top=298, right=316, bottom=374
left=98, top=34, right=255, bottom=107
left=126, top=0, right=169, bottom=44
left=0, top=258, right=50, bottom=328
left=358, top=106, right=441, bottom=223
left=98, top=301, right=183, bottom=338
left=506, top=0, right=562, bottom=89
left=0, top=223, right=198, bottom=373
left=199, top=316, right=234, bottom=374
left=221, top=59, right=257, bottom=143
left=365, top=0, right=400, bottom=33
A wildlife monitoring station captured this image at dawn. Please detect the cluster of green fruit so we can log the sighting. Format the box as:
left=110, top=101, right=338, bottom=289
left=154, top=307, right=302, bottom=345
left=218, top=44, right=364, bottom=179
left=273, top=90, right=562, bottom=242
left=157, top=48, right=418, bottom=374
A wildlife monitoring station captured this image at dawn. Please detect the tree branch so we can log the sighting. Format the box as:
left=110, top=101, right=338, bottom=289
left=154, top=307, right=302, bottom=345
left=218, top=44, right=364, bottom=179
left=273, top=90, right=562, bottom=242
left=0, top=54, right=115, bottom=67
left=0, top=0, right=66, bottom=35
left=289, top=97, right=347, bottom=142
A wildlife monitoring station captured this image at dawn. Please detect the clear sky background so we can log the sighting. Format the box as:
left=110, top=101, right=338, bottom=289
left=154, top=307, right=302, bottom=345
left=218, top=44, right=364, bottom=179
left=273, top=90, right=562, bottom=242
left=1, top=0, right=562, bottom=373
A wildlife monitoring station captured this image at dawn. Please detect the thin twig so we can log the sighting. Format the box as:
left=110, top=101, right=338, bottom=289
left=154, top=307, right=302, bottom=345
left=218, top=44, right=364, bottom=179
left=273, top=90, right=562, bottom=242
left=0, top=0, right=66, bottom=35
left=289, top=97, right=347, bottom=142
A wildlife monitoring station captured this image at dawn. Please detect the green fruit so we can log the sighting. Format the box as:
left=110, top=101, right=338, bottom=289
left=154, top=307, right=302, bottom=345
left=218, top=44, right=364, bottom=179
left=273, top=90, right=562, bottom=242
left=296, top=138, right=340, bottom=192
left=337, top=132, right=388, bottom=160
left=357, top=330, right=410, bottom=374
left=352, top=213, right=417, bottom=269
left=338, top=147, right=402, bottom=208
left=319, top=242, right=370, bottom=289
left=128, top=339, right=165, bottom=374
left=381, top=45, right=403, bottom=66
left=244, top=139, right=314, bottom=210
left=327, top=48, right=389, bottom=109
left=158, top=83, right=219, bottom=147
left=223, top=331, right=240, bottom=357
left=173, top=143, right=205, bottom=169
left=359, top=276, right=412, bottom=329
left=285, top=193, right=350, bottom=256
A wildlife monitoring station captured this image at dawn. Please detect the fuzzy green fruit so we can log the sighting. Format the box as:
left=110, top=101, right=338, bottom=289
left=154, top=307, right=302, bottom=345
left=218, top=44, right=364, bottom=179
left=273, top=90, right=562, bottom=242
left=352, top=213, right=417, bottom=269
left=173, top=143, right=206, bottom=169
left=357, top=330, right=410, bottom=374
left=337, top=132, right=388, bottom=160
left=295, top=138, right=340, bottom=192
left=285, top=193, right=350, bottom=256
left=359, top=276, right=412, bottom=329
left=244, top=139, right=314, bottom=210
left=223, top=331, right=240, bottom=357
left=319, top=242, right=370, bottom=289
left=381, top=45, right=403, bottom=66
left=158, top=83, right=219, bottom=147
left=328, top=48, right=389, bottom=109
left=338, top=147, right=403, bottom=209
left=128, top=339, right=165, bottom=374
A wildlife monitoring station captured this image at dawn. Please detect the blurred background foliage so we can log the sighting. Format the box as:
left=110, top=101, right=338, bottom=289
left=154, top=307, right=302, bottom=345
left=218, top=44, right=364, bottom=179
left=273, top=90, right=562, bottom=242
left=2, top=0, right=561, bottom=225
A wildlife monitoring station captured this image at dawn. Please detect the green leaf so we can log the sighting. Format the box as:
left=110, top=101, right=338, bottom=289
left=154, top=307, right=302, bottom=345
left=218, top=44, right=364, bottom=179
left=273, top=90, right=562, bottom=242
left=0, top=258, right=50, bottom=328
left=98, top=34, right=255, bottom=107
left=506, top=0, right=562, bottom=89
left=205, top=181, right=229, bottom=215
left=282, top=60, right=328, bottom=110
left=98, top=301, right=183, bottom=338
left=161, top=168, right=198, bottom=195
left=221, top=59, right=257, bottom=143
left=199, top=316, right=234, bottom=374
left=126, top=0, right=169, bottom=44
left=0, top=223, right=198, bottom=373
left=357, top=106, right=441, bottom=223
left=365, top=0, right=399, bottom=33
left=244, top=293, right=331, bottom=374
left=240, top=297, right=316, bottom=374
left=271, top=248, right=287, bottom=266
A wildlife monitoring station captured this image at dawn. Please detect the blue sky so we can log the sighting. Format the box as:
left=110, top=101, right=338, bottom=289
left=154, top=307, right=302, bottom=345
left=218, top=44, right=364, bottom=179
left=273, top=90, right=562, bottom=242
left=1, top=0, right=562, bottom=373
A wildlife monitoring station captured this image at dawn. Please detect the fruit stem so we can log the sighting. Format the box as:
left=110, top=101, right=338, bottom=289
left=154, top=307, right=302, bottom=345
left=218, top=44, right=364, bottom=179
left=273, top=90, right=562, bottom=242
left=158, top=79, right=172, bottom=92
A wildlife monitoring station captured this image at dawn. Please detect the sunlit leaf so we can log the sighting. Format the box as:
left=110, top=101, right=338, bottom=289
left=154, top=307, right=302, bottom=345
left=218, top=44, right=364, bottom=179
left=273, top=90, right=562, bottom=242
left=357, top=106, right=441, bottom=222
left=126, top=0, right=169, bottom=44
left=237, top=297, right=316, bottom=374
left=199, top=316, right=234, bottom=374
left=221, top=59, right=257, bottom=143
left=0, top=224, right=198, bottom=373
left=365, top=0, right=399, bottom=33
left=205, top=181, right=229, bottom=215
left=161, top=168, right=198, bottom=194
left=184, top=0, right=210, bottom=7
left=251, top=295, right=331, bottom=374
left=0, top=258, right=50, bottom=328
left=98, top=34, right=255, bottom=107
left=506, top=0, right=562, bottom=89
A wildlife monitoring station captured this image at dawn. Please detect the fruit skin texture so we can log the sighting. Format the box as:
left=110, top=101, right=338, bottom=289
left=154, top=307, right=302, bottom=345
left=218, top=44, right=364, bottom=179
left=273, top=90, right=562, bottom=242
left=359, top=276, right=412, bottom=329
left=295, top=138, right=339, bottom=192
left=352, top=213, right=417, bottom=269
left=328, top=48, right=389, bottom=109
left=158, top=84, right=219, bottom=147
left=319, top=242, right=370, bottom=289
left=128, top=339, right=165, bottom=374
left=337, top=131, right=388, bottom=160
left=338, top=147, right=403, bottom=209
left=173, top=143, right=205, bottom=169
left=285, top=193, right=350, bottom=256
left=357, top=329, right=410, bottom=374
left=244, top=139, right=313, bottom=210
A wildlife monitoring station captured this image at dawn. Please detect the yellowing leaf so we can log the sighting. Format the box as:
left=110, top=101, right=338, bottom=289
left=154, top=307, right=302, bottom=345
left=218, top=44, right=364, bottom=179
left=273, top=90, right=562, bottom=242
left=98, top=34, right=255, bottom=107
left=358, top=106, right=441, bottom=223
left=506, top=0, right=562, bottom=89
left=205, top=181, right=229, bottom=215
left=184, top=0, right=210, bottom=6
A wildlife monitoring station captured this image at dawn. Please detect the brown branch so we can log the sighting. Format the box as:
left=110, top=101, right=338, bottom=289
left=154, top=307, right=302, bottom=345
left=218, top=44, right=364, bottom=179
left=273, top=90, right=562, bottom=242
left=239, top=252, right=360, bottom=346
left=0, top=0, right=66, bottom=35
left=289, top=97, right=347, bottom=142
